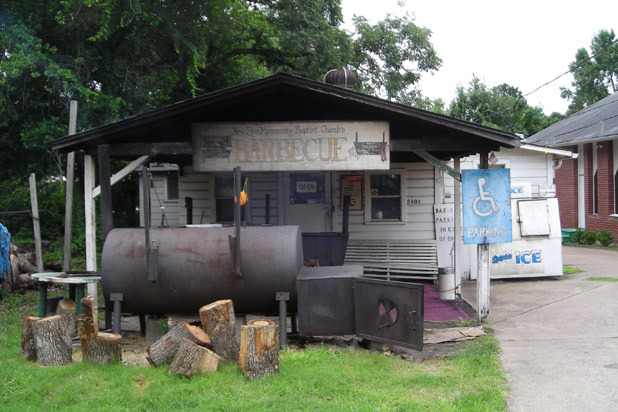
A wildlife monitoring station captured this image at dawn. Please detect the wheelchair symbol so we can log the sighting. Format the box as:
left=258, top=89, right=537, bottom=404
left=473, top=178, right=499, bottom=217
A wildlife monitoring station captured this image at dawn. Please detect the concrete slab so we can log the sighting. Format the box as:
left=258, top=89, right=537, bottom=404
left=462, top=245, right=618, bottom=412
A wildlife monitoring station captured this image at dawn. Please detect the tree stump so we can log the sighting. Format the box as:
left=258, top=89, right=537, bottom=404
left=19, top=316, right=40, bottom=361
left=199, top=299, right=239, bottom=362
left=238, top=319, right=279, bottom=379
left=147, top=321, right=212, bottom=367
left=77, top=296, right=99, bottom=360
left=31, top=315, right=72, bottom=366
left=81, top=296, right=99, bottom=333
left=167, top=338, right=221, bottom=378
left=86, top=332, right=122, bottom=365
left=57, top=298, right=76, bottom=336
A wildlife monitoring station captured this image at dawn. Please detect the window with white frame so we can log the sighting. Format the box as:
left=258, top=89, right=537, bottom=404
left=369, top=173, right=402, bottom=221
left=165, top=173, right=179, bottom=201
left=214, top=174, right=245, bottom=223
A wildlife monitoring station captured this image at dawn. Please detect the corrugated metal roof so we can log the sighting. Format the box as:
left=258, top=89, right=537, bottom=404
left=525, top=92, right=618, bottom=147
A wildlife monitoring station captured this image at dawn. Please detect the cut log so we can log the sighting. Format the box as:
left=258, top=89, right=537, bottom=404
left=167, top=338, right=221, bottom=378
left=17, top=253, right=38, bottom=274
left=19, top=316, right=41, bottom=361
left=81, top=296, right=99, bottom=334
left=238, top=319, right=279, bottom=379
left=77, top=296, right=98, bottom=360
left=16, top=273, right=37, bottom=289
left=199, top=299, right=239, bottom=362
left=57, top=298, right=76, bottom=336
left=146, top=321, right=212, bottom=367
left=86, top=332, right=122, bottom=365
left=32, top=315, right=72, bottom=366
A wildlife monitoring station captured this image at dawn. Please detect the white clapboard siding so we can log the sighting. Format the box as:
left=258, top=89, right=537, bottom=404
left=178, top=171, right=280, bottom=226
left=141, top=174, right=180, bottom=227
left=332, top=162, right=436, bottom=241
left=179, top=172, right=213, bottom=225
left=248, top=172, right=279, bottom=225
left=344, top=239, right=438, bottom=280
left=443, top=147, right=553, bottom=202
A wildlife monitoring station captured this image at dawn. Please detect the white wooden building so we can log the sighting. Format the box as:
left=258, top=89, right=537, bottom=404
left=52, top=73, right=523, bottom=286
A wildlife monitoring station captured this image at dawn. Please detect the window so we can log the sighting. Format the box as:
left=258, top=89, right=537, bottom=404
left=165, top=174, right=179, bottom=201
left=215, top=175, right=245, bottom=223
left=369, top=173, right=401, bottom=221
left=289, top=172, right=325, bottom=204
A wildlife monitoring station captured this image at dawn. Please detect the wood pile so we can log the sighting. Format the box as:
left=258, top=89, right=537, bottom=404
left=146, top=299, right=280, bottom=379
left=18, top=296, right=282, bottom=379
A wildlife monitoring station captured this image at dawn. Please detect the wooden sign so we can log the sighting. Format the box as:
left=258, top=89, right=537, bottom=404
left=192, top=121, right=390, bottom=171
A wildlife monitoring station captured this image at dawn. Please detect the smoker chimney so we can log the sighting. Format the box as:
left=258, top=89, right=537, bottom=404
left=324, top=69, right=357, bottom=90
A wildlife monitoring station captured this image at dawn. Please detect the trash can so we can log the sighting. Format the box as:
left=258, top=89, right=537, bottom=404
left=561, top=228, right=577, bottom=244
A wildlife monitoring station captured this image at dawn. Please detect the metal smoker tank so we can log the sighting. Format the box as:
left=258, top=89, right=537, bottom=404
left=101, top=226, right=303, bottom=314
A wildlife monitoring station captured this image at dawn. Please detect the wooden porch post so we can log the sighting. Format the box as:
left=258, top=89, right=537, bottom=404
left=453, top=157, right=462, bottom=297
left=84, top=154, right=98, bottom=302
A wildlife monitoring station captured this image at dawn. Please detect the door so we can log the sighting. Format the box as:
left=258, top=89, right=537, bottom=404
left=354, top=278, right=424, bottom=351
left=284, top=172, right=331, bottom=232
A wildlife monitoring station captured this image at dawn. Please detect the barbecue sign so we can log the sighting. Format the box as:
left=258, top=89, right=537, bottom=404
left=192, top=121, right=390, bottom=171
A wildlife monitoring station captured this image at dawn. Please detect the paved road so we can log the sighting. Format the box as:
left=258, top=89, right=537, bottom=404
left=462, top=246, right=618, bottom=412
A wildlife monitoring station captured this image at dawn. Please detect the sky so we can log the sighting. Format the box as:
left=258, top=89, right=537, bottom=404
left=341, top=0, right=618, bottom=114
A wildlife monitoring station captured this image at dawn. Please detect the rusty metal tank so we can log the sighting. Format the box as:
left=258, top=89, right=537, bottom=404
left=101, top=226, right=303, bottom=314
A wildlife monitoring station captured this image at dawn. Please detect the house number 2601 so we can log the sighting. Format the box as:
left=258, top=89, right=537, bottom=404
left=406, top=199, right=421, bottom=205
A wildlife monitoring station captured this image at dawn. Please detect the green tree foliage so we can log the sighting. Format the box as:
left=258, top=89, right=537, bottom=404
left=560, top=29, right=618, bottom=114
left=349, top=12, right=441, bottom=104
left=448, top=76, right=560, bottom=138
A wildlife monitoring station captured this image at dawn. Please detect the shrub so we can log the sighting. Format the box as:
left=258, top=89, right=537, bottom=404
left=572, top=228, right=584, bottom=244
left=580, top=231, right=597, bottom=245
left=597, top=230, right=614, bottom=246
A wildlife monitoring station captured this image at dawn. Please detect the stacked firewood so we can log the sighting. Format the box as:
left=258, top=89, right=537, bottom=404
left=147, top=299, right=279, bottom=379
left=8, top=243, right=63, bottom=290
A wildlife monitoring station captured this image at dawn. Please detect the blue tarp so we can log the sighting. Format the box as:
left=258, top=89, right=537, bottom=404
left=0, top=223, right=10, bottom=280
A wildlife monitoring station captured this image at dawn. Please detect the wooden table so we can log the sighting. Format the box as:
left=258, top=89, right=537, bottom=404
left=31, top=272, right=101, bottom=317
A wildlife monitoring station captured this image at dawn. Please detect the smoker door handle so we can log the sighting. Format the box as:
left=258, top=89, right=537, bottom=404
left=408, top=310, right=417, bottom=331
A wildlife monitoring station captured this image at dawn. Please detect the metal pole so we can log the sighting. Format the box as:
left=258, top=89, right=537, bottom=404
left=276, top=292, right=289, bottom=349
left=477, top=151, right=490, bottom=321
left=142, top=168, right=150, bottom=248
left=234, top=166, right=242, bottom=277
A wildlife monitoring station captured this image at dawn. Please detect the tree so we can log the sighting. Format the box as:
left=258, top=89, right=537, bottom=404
left=349, top=12, right=442, bottom=104
left=448, top=76, right=558, bottom=138
left=560, top=29, right=618, bottom=114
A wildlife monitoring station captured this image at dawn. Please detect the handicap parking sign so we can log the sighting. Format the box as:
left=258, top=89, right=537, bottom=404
left=462, top=169, right=512, bottom=244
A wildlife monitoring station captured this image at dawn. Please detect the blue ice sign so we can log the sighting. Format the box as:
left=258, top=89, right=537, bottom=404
left=462, top=169, right=512, bottom=244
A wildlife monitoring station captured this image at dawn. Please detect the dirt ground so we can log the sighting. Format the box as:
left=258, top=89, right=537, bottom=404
left=98, top=315, right=480, bottom=367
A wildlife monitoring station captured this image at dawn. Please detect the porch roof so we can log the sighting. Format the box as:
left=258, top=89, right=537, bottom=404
left=52, top=73, right=520, bottom=162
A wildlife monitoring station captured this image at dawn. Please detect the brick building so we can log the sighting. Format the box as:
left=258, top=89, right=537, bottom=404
left=525, top=92, right=618, bottom=242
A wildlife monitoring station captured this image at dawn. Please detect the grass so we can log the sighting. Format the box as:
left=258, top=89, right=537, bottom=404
left=563, top=266, right=585, bottom=274
left=586, top=277, right=618, bottom=282
left=0, top=290, right=508, bottom=412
